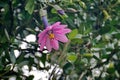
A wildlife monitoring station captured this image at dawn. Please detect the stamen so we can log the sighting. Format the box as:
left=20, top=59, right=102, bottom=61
left=49, top=33, right=54, bottom=39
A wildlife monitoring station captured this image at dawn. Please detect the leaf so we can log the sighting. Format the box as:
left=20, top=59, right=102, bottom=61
left=66, top=18, right=76, bottom=28
left=26, top=28, right=36, bottom=34
left=10, top=49, right=16, bottom=64
left=67, top=53, right=77, bottom=62
left=4, top=28, right=10, bottom=41
left=107, top=62, right=115, bottom=74
left=25, top=0, right=34, bottom=14
left=102, top=10, right=111, bottom=20
left=68, top=29, right=78, bottom=40
left=83, top=53, right=93, bottom=58
left=71, top=38, right=83, bottom=44
left=51, top=8, right=57, bottom=14
left=40, top=54, right=46, bottom=66
left=63, top=62, right=73, bottom=74
left=0, top=58, right=4, bottom=70
left=17, top=61, right=29, bottom=68
left=16, top=52, right=26, bottom=64
left=26, top=75, right=34, bottom=80
left=99, top=26, right=111, bottom=35
left=79, top=1, right=86, bottom=9
left=4, top=64, right=12, bottom=71
left=113, top=33, right=120, bottom=39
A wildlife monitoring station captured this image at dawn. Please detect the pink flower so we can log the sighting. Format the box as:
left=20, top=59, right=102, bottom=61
left=38, top=22, right=71, bottom=52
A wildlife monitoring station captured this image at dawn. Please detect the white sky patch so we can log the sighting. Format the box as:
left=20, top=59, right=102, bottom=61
left=22, top=66, right=49, bottom=80
left=14, top=50, right=20, bottom=58
left=26, top=34, right=36, bottom=42
left=30, top=70, right=49, bottom=80
left=14, top=34, right=54, bottom=80
left=20, top=42, right=27, bottom=49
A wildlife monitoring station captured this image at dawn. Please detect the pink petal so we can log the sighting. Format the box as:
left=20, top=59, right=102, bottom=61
left=54, top=28, right=71, bottom=34
left=58, top=25, right=67, bottom=28
left=52, top=22, right=61, bottom=28
left=52, top=24, right=71, bottom=34
left=55, top=34, right=68, bottom=42
left=46, top=37, right=52, bottom=52
left=39, top=35, right=47, bottom=51
left=63, top=28, right=71, bottom=34
left=53, top=25, right=67, bottom=30
left=40, top=41, right=45, bottom=51
left=51, top=39, right=59, bottom=50
left=38, top=30, right=47, bottom=43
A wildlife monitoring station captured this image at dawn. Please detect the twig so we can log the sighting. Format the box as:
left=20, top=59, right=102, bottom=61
left=79, top=70, right=87, bottom=80
left=48, top=65, right=58, bottom=80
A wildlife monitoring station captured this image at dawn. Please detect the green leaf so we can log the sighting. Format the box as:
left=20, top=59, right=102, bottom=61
left=83, top=53, right=93, bottom=58
left=51, top=8, right=57, bottom=14
left=4, top=64, right=12, bottom=71
left=10, top=49, right=16, bottom=64
left=4, top=28, right=10, bottom=41
left=26, top=75, right=34, bottom=80
left=107, top=62, right=115, bottom=74
left=79, top=1, right=86, bottom=9
left=71, top=38, right=83, bottom=44
left=17, top=61, right=29, bottom=68
left=113, top=33, right=120, bottom=39
left=68, top=29, right=78, bottom=40
left=63, top=62, right=73, bottom=74
left=26, top=28, right=36, bottom=34
left=40, top=54, right=46, bottom=66
left=25, top=0, right=34, bottom=14
left=99, top=26, right=111, bottom=35
left=67, top=53, right=77, bottom=62
left=66, top=18, right=76, bottom=28
left=16, top=52, right=26, bottom=64
left=0, top=58, right=4, bottom=70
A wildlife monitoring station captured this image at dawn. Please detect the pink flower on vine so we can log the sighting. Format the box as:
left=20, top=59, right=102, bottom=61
left=38, top=22, right=71, bottom=52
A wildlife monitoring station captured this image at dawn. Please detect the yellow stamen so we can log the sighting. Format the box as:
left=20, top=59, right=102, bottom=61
left=49, top=33, right=54, bottom=39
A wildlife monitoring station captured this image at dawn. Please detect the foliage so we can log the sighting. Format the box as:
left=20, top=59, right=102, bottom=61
left=0, top=0, right=120, bottom=80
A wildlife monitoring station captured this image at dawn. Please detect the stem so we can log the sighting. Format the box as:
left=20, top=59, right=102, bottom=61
left=58, top=40, right=70, bottom=64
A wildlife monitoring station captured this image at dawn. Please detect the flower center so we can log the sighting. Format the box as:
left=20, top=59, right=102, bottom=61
left=48, top=31, right=55, bottom=39
left=48, top=33, right=54, bottom=39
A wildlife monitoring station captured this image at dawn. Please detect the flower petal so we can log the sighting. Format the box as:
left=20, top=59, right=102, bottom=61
left=55, top=34, right=68, bottom=42
left=52, top=24, right=67, bottom=30
left=63, top=28, right=71, bottom=34
left=38, top=30, right=47, bottom=43
left=52, top=22, right=61, bottom=28
left=39, top=35, right=47, bottom=51
left=54, top=28, right=71, bottom=34
left=46, top=37, right=52, bottom=52
left=51, top=39, right=59, bottom=50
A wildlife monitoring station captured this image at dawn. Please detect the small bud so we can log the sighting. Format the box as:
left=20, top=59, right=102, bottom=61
left=57, top=10, right=65, bottom=15
left=53, top=5, right=65, bottom=15
left=39, top=9, right=49, bottom=28
left=41, top=16, right=49, bottom=28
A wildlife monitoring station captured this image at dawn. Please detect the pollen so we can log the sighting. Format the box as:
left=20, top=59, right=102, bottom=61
left=49, top=33, right=54, bottom=39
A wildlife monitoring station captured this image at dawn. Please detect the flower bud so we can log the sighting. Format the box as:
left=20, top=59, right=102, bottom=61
left=53, top=5, right=65, bottom=15
left=39, top=9, right=49, bottom=28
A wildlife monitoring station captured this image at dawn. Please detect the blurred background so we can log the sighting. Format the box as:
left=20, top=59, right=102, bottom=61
left=0, top=0, right=120, bottom=80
